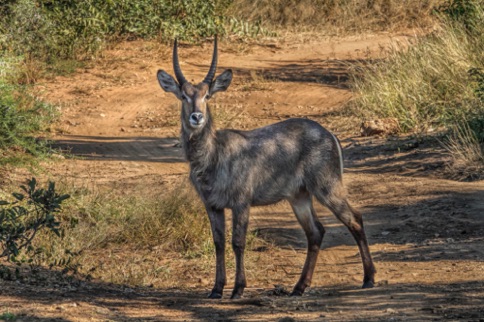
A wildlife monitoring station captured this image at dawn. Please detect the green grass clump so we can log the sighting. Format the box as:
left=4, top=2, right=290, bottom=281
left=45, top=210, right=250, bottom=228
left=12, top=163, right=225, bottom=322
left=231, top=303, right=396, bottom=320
left=0, top=311, right=16, bottom=321
left=0, top=79, right=57, bottom=165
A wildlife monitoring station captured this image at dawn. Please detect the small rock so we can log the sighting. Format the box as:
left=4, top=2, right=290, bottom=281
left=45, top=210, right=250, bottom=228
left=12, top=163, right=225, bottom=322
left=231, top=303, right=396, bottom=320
left=100, top=113, right=106, bottom=117
left=66, top=120, right=79, bottom=126
left=361, top=118, right=399, bottom=136
left=381, top=231, right=390, bottom=236
left=198, top=278, right=209, bottom=286
left=95, top=307, right=111, bottom=314
left=51, top=153, right=65, bottom=160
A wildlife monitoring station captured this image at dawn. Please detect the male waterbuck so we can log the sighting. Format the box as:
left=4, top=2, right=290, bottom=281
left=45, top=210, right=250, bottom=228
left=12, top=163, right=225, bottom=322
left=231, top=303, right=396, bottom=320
left=157, top=38, right=376, bottom=299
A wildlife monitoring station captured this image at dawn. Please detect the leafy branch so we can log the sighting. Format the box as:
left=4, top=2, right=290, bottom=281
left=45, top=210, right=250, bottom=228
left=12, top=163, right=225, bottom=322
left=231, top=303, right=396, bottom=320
left=0, top=178, right=70, bottom=261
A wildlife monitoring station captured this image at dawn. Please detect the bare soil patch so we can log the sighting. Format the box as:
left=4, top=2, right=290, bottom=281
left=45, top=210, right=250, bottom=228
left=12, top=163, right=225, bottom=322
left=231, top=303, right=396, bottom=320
left=1, top=32, right=483, bottom=321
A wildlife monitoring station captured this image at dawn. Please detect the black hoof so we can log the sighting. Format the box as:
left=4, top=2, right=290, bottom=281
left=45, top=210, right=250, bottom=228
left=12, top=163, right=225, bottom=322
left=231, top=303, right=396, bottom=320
left=362, top=280, right=374, bottom=289
left=290, top=290, right=303, bottom=297
left=230, top=293, right=242, bottom=299
left=208, top=291, right=223, bottom=299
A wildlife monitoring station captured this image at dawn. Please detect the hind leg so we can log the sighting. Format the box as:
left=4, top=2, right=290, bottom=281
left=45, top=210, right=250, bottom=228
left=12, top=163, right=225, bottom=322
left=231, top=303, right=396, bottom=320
left=288, top=189, right=325, bottom=296
left=314, top=184, right=376, bottom=288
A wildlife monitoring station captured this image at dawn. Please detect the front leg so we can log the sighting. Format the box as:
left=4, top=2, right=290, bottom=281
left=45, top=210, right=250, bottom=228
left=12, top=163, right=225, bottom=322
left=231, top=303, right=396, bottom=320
left=206, top=207, right=226, bottom=299
left=231, top=204, right=250, bottom=299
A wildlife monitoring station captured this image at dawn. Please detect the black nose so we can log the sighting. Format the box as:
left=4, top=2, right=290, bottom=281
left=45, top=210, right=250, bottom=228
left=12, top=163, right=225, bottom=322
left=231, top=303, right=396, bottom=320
left=190, top=112, right=204, bottom=124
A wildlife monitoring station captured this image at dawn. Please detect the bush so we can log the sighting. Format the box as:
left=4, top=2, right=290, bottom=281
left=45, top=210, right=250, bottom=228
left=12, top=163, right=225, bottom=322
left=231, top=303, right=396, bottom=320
left=0, top=178, right=69, bottom=262
left=441, top=0, right=483, bottom=33
left=0, top=0, right=232, bottom=62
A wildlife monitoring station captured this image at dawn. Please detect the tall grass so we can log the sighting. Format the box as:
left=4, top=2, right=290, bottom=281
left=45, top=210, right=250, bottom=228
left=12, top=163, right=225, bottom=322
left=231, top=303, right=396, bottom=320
left=55, top=180, right=212, bottom=254
left=351, top=0, right=484, bottom=179
left=351, top=33, right=480, bottom=133
left=25, top=180, right=212, bottom=276
left=0, top=77, right=57, bottom=165
left=443, top=123, right=484, bottom=180
left=229, top=0, right=443, bottom=33
left=26, top=179, right=266, bottom=286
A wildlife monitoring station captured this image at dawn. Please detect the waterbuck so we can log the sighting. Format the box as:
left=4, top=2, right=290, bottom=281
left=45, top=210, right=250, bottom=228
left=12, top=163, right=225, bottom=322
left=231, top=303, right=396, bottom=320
left=156, top=37, right=376, bottom=299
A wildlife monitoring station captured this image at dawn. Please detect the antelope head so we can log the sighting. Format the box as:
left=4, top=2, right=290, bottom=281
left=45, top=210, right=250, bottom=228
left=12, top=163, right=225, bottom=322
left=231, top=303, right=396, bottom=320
left=157, top=37, right=233, bottom=131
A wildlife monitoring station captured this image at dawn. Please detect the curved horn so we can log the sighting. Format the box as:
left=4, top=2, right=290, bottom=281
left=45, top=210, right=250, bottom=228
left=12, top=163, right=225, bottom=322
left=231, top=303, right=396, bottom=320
left=202, top=36, right=218, bottom=85
left=173, top=39, right=187, bottom=86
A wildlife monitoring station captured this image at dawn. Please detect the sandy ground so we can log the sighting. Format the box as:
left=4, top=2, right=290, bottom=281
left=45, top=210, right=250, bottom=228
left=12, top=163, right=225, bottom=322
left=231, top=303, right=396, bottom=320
left=1, top=32, right=483, bottom=321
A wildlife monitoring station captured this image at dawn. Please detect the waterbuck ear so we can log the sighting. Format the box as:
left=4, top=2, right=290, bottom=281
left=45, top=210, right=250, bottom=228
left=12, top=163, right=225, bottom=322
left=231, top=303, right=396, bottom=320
left=157, top=70, right=182, bottom=99
left=209, top=69, right=232, bottom=97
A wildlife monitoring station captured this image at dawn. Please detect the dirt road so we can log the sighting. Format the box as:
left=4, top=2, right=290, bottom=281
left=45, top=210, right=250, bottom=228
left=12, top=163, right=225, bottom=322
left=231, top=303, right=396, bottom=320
left=1, top=32, right=483, bottom=321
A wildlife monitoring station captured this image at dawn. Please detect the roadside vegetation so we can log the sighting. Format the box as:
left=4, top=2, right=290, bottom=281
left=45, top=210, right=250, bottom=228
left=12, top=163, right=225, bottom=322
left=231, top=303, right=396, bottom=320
left=351, top=0, right=484, bottom=180
left=1, top=178, right=268, bottom=287
left=0, top=78, right=56, bottom=165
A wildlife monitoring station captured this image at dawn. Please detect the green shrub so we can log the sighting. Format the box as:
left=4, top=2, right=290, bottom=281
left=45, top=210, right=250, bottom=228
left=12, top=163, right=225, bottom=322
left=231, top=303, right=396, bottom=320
left=441, top=0, right=483, bottom=32
left=2, top=0, right=57, bottom=61
left=0, top=178, right=69, bottom=262
left=0, top=0, right=233, bottom=62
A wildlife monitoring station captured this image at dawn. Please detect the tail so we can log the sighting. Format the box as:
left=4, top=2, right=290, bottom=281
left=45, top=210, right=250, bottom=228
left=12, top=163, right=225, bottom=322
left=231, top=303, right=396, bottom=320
left=329, top=131, right=344, bottom=178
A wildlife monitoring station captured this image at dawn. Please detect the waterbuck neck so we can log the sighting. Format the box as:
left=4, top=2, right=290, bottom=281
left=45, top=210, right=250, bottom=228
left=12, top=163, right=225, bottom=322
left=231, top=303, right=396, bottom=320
left=181, top=107, right=217, bottom=171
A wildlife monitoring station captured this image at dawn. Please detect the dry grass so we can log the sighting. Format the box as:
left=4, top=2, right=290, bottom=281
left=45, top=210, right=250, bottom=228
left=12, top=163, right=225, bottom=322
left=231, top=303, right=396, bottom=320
left=350, top=11, right=484, bottom=132
left=238, top=70, right=274, bottom=92
left=229, top=0, right=444, bottom=34
left=19, top=178, right=272, bottom=287
left=350, top=34, right=477, bottom=133
left=350, top=3, right=484, bottom=180
left=63, top=180, right=211, bottom=251
left=443, top=124, right=484, bottom=181
left=25, top=179, right=211, bottom=275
